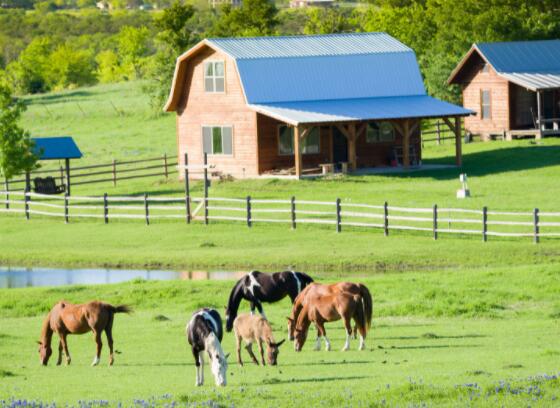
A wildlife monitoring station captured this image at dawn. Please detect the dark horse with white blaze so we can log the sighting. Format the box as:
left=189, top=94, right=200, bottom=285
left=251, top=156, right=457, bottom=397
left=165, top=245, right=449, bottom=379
left=225, top=270, right=314, bottom=332
left=186, top=308, right=229, bottom=386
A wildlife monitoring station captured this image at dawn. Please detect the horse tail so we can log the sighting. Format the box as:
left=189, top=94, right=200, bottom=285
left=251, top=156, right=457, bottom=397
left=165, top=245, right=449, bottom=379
left=110, top=305, right=133, bottom=314
left=358, top=284, right=373, bottom=330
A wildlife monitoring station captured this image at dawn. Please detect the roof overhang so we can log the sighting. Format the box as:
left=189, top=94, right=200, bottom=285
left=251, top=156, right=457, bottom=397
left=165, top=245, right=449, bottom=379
left=447, top=44, right=487, bottom=85
left=249, top=95, right=473, bottom=126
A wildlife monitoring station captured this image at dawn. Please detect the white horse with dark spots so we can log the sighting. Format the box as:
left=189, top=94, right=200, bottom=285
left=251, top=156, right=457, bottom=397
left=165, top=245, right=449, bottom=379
left=225, top=270, right=314, bottom=332
left=186, top=308, right=229, bottom=386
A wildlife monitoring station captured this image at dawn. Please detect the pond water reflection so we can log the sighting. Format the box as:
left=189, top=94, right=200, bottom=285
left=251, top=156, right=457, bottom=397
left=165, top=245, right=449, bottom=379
left=0, top=267, right=246, bottom=289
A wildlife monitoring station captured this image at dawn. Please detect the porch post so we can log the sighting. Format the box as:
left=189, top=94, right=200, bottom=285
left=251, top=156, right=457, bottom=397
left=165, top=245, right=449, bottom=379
left=294, top=126, right=302, bottom=178
left=403, top=119, right=410, bottom=169
left=328, top=126, right=334, bottom=163
left=454, top=116, right=462, bottom=166
left=348, top=123, right=357, bottom=171
left=536, top=90, right=543, bottom=140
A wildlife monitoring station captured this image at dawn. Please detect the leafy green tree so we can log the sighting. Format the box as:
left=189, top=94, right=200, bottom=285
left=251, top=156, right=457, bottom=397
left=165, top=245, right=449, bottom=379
left=0, top=85, right=38, bottom=180
left=117, top=26, right=151, bottom=79
left=45, top=44, right=96, bottom=89
left=304, top=7, right=352, bottom=35
left=209, top=0, right=278, bottom=37
left=6, top=37, right=54, bottom=94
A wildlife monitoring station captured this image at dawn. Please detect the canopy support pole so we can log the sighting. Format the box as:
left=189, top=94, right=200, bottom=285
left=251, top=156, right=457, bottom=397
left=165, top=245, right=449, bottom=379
left=65, top=158, right=71, bottom=196
left=454, top=117, right=462, bottom=166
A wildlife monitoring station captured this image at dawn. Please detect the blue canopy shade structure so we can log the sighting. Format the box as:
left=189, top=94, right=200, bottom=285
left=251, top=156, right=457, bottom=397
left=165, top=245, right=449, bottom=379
left=31, top=137, right=82, bottom=160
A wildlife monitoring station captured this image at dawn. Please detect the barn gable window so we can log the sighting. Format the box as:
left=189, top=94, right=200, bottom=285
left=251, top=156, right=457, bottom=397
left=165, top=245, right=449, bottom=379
left=278, top=125, right=320, bottom=155
left=366, top=122, right=395, bottom=143
left=480, top=90, right=491, bottom=119
left=202, top=126, right=232, bottom=155
left=204, top=61, right=225, bottom=93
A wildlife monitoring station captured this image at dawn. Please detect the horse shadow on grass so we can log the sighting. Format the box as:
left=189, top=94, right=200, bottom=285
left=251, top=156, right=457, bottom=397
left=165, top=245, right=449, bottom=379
left=254, top=375, right=371, bottom=386
left=388, top=344, right=482, bottom=350
left=377, top=334, right=487, bottom=340
left=281, top=359, right=374, bottom=367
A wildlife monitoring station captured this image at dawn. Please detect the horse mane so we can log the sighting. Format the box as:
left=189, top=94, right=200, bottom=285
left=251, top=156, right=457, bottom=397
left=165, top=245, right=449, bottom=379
left=40, top=312, right=53, bottom=347
left=295, top=302, right=311, bottom=332
left=226, top=278, right=245, bottom=318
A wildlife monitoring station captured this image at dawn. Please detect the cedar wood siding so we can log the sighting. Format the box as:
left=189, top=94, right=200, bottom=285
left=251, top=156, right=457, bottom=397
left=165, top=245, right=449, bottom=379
left=457, top=54, right=510, bottom=138
left=176, top=46, right=258, bottom=178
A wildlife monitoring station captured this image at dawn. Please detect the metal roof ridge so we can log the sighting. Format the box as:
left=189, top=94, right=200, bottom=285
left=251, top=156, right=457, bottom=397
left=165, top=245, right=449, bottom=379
left=208, top=31, right=394, bottom=42
left=225, top=49, right=415, bottom=61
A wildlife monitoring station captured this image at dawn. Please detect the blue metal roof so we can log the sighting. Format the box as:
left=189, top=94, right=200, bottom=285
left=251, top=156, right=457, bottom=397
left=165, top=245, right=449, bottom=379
left=207, top=32, right=412, bottom=60
left=31, top=137, right=82, bottom=160
left=237, top=52, right=426, bottom=104
left=249, top=95, right=473, bottom=126
left=476, top=40, right=560, bottom=73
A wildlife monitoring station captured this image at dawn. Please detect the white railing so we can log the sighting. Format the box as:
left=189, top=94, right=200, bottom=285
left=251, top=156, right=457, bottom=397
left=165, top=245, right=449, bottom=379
left=1, top=191, right=559, bottom=242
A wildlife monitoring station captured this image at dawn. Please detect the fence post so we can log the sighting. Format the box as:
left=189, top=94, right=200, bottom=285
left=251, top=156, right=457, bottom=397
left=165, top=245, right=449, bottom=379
left=533, top=208, right=539, bottom=244
left=436, top=120, right=441, bottom=145
left=336, top=198, right=341, bottom=233
left=64, top=193, right=69, bottom=224
left=4, top=178, right=9, bottom=210
left=103, top=193, right=109, bottom=224
left=204, top=153, right=209, bottom=225
left=184, top=153, right=191, bottom=224
left=291, top=196, right=296, bottom=230
left=246, top=195, right=252, bottom=228
left=24, top=188, right=30, bottom=220
left=144, top=193, right=150, bottom=226
left=112, top=159, right=117, bottom=186
left=25, top=171, right=31, bottom=194
left=482, top=206, right=488, bottom=242
left=163, top=153, right=168, bottom=180
left=433, top=204, right=438, bottom=240
left=383, top=201, right=389, bottom=236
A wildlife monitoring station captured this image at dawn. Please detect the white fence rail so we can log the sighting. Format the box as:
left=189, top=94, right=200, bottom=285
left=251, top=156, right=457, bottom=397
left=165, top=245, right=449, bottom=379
left=1, top=191, right=559, bottom=243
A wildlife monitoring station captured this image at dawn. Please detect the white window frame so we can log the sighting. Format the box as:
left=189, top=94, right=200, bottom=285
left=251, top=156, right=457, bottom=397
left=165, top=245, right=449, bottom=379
left=201, top=125, right=234, bottom=156
left=277, top=125, right=321, bottom=156
left=203, top=60, right=226, bottom=94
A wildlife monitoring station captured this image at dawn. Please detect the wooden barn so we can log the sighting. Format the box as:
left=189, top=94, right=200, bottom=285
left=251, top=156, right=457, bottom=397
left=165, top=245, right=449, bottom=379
left=165, top=33, right=471, bottom=179
left=448, top=40, right=560, bottom=140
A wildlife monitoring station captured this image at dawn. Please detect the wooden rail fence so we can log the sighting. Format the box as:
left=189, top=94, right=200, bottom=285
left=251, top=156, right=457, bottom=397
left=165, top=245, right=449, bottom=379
left=2, top=191, right=559, bottom=243
left=421, top=120, right=467, bottom=145
left=4, top=154, right=176, bottom=193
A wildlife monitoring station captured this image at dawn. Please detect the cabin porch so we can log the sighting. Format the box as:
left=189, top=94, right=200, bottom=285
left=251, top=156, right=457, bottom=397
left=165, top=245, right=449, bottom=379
left=256, top=113, right=464, bottom=178
left=507, top=84, right=560, bottom=140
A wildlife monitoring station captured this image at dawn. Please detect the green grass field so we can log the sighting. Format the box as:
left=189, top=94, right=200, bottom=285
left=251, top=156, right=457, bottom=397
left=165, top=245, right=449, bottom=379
left=1, top=265, right=559, bottom=407
left=1, top=81, right=558, bottom=406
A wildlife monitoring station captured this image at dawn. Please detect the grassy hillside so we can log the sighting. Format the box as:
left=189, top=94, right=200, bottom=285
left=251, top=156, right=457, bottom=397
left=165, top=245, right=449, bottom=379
left=22, top=81, right=176, bottom=166
left=1, top=266, right=559, bottom=406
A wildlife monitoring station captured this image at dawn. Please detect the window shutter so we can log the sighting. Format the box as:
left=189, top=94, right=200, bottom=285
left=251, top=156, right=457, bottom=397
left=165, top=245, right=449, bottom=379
left=222, top=127, right=233, bottom=154
left=202, top=127, right=212, bottom=154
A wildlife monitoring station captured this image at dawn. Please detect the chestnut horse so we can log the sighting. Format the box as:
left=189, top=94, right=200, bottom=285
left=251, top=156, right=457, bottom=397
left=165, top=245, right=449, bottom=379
left=291, top=283, right=372, bottom=352
left=287, top=282, right=373, bottom=349
left=38, top=301, right=132, bottom=366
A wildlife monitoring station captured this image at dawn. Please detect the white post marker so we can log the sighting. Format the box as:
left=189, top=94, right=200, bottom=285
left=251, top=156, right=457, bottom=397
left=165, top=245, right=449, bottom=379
left=456, top=173, right=471, bottom=199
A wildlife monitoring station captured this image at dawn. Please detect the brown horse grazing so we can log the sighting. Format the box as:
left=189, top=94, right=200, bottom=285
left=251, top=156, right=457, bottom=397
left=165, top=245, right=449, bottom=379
left=287, top=282, right=373, bottom=349
left=38, top=301, right=132, bottom=366
left=291, top=283, right=372, bottom=352
left=233, top=314, right=285, bottom=366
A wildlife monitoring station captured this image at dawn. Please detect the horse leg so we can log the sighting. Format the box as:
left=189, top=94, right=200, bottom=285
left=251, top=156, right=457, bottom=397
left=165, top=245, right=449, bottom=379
left=236, top=336, right=243, bottom=366
left=317, top=322, right=330, bottom=351
left=357, top=322, right=367, bottom=351
left=91, top=330, right=102, bottom=366
left=342, top=317, right=352, bottom=352
left=106, top=326, right=114, bottom=366
left=250, top=301, right=256, bottom=315
left=245, top=343, right=259, bottom=365
left=56, top=340, right=63, bottom=366
left=313, top=325, right=321, bottom=351
left=60, top=333, right=71, bottom=365
left=257, top=340, right=266, bottom=366
left=255, top=301, right=267, bottom=320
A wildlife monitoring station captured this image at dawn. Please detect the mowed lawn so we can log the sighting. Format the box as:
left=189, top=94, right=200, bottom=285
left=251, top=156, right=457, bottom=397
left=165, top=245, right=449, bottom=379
left=1, top=266, right=560, bottom=406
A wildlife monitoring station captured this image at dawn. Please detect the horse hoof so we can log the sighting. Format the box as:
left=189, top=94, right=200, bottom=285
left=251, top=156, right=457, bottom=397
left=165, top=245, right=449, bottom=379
left=195, top=382, right=203, bottom=387
left=91, top=357, right=100, bottom=366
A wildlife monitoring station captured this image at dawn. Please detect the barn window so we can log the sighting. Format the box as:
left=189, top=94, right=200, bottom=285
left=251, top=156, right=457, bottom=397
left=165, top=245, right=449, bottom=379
left=278, top=126, right=320, bottom=155
left=481, top=90, right=491, bottom=119
left=202, top=126, right=232, bottom=155
left=366, top=122, right=394, bottom=143
left=204, top=61, right=225, bottom=93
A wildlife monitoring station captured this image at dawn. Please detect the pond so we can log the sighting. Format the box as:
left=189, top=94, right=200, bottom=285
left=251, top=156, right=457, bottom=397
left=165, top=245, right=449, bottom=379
left=0, top=267, right=247, bottom=289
